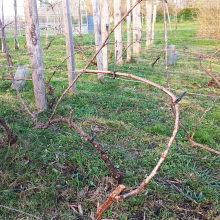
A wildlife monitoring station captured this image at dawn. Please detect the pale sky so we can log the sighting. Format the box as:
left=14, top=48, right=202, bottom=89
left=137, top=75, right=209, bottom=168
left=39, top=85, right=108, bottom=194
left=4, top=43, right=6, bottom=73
left=3, top=0, right=41, bottom=17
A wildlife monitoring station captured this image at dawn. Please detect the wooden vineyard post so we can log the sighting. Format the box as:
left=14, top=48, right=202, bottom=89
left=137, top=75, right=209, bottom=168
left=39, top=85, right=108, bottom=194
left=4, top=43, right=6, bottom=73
left=91, top=0, right=104, bottom=79
left=78, top=0, right=81, bottom=33
left=14, top=0, right=19, bottom=49
left=0, top=0, right=5, bottom=52
left=137, top=0, right=142, bottom=55
left=132, top=0, right=141, bottom=56
left=146, top=1, right=152, bottom=48
left=100, top=0, right=110, bottom=71
left=126, top=0, right=131, bottom=62
left=45, top=7, right=49, bottom=46
left=166, top=2, right=172, bottom=32
left=151, top=2, right=157, bottom=44
left=23, top=0, right=47, bottom=110
left=114, top=0, right=123, bottom=66
left=62, top=0, right=76, bottom=91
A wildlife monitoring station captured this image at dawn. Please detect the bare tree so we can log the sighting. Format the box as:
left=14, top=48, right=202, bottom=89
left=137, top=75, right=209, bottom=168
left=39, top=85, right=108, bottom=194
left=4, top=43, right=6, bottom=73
left=114, top=0, right=123, bottom=66
left=62, top=0, right=76, bottom=91
left=100, top=0, right=110, bottom=71
left=44, top=0, right=62, bottom=33
left=24, top=0, right=47, bottom=110
left=91, top=0, right=104, bottom=79
left=168, top=1, right=181, bottom=30
left=166, top=2, right=172, bottom=32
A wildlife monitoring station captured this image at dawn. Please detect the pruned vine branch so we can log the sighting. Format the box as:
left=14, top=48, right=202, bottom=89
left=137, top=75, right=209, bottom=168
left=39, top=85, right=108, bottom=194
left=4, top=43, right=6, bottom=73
left=200, top=57, right=220, bottom=87
left=0, top=118, right=18, bottom=145
left=73, top=68, right=180, bottom=218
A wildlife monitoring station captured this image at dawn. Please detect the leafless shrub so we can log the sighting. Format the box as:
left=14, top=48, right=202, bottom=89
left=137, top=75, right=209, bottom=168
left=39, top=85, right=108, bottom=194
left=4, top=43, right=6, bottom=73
left=196, top=1, right=220, bottom=40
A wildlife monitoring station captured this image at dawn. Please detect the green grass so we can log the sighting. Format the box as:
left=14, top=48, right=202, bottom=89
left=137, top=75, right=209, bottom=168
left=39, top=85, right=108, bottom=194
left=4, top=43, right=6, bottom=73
left=0, top=20, right=220, bottom=219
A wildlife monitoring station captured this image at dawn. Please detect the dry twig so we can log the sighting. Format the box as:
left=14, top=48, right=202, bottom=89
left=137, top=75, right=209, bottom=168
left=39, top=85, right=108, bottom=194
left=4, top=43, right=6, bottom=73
left=159, top=178, right=198, bottom=204
left=151, top=56, right=160, bottom=67
left=200, top=58, right=220, bottom=87
left=191, top=105, right=214, bottom=139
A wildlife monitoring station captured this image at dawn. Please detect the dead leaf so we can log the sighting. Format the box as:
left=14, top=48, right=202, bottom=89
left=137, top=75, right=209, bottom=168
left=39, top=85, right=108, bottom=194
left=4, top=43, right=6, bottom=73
left=21, top=160, right=29, bottom=166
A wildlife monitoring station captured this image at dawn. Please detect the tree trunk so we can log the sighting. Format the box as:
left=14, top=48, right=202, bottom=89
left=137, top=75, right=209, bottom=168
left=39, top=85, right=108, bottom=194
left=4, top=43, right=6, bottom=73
left=91, top=0, right=104, bottom=79
left=114, top=0, right=123, bottom=66
left=133, top=0, right=141, bottom=56
left=166, top=3, right=172, bottom=32
left=151, top=3, right=157, bottom=44
left=146, top=1, right=152, bottom=48
left=100, top=0, right=110, bottom=71
left=62, top=0, right=76, bottom=91
left=24, top=0, right=47, bottom=110
left=126, top=0, right=131, bottom=63
left=14, top=0, right=19, bottom=49
left=78, top=0, right=81, bottom=33
left=0, top=0, right=5, bottom=52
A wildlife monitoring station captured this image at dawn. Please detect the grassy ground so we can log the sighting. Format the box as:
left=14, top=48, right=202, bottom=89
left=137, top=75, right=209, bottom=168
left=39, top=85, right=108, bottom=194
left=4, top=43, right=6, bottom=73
left=0, top=20, right=220, bottom=219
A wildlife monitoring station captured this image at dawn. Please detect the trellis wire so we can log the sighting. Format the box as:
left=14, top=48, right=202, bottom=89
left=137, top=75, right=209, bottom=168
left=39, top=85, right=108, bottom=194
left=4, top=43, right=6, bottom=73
left=0, top=205, right=42, bottom=220
left=1, top=64, right=219, bottom=99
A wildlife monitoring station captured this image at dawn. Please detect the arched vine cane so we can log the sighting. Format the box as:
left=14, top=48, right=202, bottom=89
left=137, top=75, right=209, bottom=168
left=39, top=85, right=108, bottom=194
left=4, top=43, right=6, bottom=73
left=74, top=69, right=180, bottom=219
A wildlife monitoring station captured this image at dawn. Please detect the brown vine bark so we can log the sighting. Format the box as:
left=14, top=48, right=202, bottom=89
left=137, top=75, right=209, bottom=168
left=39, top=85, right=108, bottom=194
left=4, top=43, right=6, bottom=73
left=209, top=48, right=220, bottom=86
left=74, top=69, right=180, bottom=218
left=200, top=58, right=220, bottom=87
left=0, top=118, right=18, bottom=145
